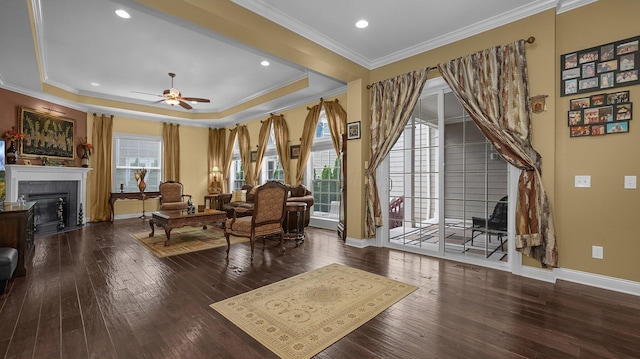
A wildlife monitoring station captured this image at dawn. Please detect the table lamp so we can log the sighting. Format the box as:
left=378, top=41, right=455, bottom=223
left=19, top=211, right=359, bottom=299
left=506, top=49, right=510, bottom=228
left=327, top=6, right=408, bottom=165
left=208, top=166, right=222, bottom=194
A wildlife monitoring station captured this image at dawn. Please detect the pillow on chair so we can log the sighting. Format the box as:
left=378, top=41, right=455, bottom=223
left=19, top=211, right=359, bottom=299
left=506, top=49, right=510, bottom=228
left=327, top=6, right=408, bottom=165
left=230, top=190, right=247, bottom=203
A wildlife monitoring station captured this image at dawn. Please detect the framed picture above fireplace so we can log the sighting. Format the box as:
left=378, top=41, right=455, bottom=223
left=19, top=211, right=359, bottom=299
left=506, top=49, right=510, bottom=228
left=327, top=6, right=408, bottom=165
left=19, top=107, right=75, bottom=160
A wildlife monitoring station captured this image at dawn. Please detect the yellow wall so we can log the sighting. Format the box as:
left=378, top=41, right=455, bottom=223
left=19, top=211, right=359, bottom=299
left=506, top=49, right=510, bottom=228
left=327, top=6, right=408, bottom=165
left=555, top=1, right=640, bottom=281
left=87, top=115, right=210, bottom=219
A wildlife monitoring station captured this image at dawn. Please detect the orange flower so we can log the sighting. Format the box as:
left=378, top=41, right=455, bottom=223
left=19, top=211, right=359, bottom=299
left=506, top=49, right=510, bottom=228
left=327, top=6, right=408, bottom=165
left=2, top=129, right=26, bottom=142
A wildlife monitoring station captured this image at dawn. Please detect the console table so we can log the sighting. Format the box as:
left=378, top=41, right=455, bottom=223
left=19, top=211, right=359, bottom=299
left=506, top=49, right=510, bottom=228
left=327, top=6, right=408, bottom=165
left=0, top=201, right=35, bottom=277
left=109, top=191, right=161, bottom=222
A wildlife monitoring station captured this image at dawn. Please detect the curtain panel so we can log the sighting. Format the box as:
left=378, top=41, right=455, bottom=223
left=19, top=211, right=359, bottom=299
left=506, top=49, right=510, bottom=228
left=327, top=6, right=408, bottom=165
left=272, top=115, right=291, bottom=184
left=208, top=128, right=226, bottom=189
left=254, top=117, right=273, bottom=185
left=438, top=39, right=558, bottom=267
left=324, top=99, right=348, bottom=157
left=236, top=125, right=253, bottom=185
left=224, top=128, right=239, bottom=190
left=162, top=123, right=180, bottom=182
left=296, top=103, right=322, bottom=185
left=89, top=113, right=113, bottom=222
left=365, top=68, right=430, bottom=238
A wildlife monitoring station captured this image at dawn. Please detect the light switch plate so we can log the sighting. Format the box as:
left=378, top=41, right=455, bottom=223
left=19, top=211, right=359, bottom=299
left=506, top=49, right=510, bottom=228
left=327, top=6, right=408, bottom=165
left=575, top=175, right=591, bottom=188
left=592, top=245, right=603, bottom=259
left=624, top=176, right=636, bottom=189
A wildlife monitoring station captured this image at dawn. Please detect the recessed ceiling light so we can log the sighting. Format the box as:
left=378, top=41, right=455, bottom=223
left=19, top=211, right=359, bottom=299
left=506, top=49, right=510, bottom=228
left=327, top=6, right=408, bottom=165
left=261, top=60, right=270, bottom=67
left=91, top=82, right=100, bottom=87
left=115, top=9, right=131, bottom=19
left=355, top=19, right=368, bottom=29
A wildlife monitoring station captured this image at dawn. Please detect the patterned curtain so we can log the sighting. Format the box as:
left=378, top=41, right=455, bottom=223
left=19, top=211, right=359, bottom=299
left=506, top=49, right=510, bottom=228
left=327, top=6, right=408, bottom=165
left=438, top=39, right=558, bottom=267
left=365, top=68, right=430, bottom=237
left=272, top=115, right=291, bottom=184
left=324, top=99, right=347, bottom=156
left=254, top=116, right=273, bottom=185
left=296, top=103, right=322, bottom=185
left=236, top=125, right=253, bottom=185
left=88, top=113, right=113, bottom=222
left=162, top=123, right=180, bottom=182
left=208, top=128, right=226, bottom=189
left=224, top=128, right=238, bottom=190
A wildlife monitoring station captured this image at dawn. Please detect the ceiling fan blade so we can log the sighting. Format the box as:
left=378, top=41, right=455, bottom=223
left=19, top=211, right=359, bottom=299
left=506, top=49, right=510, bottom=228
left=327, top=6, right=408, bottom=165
left=180, top=97, right=210, bottom=103
left=178, top=101, right=193, bottom=110
left=132, top=91, right=163, bottom=97
left=152, top=99, right=165, bottom=104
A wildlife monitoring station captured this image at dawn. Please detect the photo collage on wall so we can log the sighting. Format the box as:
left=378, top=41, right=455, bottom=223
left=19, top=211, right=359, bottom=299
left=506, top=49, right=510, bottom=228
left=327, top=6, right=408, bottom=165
left=568, top=90, right=632, bottom=137
left=561, top=35, right=639, bottom=97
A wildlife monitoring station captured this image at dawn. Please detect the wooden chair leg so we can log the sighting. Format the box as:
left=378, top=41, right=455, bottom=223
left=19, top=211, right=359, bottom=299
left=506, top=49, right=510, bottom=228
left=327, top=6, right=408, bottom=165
left=224, top=233, right=231, bottom=258
left=250, top=237, right=255, bottom=262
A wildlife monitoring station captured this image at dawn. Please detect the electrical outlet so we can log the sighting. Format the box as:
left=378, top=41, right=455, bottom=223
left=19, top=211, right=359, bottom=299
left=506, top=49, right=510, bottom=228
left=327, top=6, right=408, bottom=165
left=592, top=245, right=603, bottom=259
left=575, top=175, right=591, bottom=188
left=624, top=176, right=636, bottom=189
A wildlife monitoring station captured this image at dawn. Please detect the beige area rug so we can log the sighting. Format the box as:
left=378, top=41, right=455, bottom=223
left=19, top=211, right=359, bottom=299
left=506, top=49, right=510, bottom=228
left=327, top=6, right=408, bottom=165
left=130, top=226, right=247, bottom=258
left=210, top=263, right=418, bottom=359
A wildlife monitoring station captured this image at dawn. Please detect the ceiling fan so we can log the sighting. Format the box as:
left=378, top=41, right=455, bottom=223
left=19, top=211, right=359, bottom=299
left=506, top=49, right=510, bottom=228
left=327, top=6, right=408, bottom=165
left=134, top=73, right=210, bottom=110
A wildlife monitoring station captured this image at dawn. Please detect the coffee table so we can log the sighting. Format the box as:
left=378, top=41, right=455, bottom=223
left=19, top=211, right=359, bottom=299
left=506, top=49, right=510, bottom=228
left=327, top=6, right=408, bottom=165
left=149, top=209, right=227, bottom=246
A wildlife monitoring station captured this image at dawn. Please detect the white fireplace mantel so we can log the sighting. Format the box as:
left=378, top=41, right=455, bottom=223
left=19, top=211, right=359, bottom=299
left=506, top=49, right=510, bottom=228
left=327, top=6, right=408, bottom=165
left=5, top=165, right=92, bottom=220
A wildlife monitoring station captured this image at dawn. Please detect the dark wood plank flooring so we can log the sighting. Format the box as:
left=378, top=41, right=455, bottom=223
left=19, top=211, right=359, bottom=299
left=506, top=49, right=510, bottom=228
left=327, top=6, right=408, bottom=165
left=1, top=218, right=639, bottom=358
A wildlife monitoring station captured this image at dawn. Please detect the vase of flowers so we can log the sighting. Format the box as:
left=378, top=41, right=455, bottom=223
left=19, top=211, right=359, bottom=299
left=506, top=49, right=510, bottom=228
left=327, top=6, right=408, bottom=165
left=134, top=168, right=147, bottom=193
left=78, top=138, right=93, bottom=168
left=3, top=128, right=26, bottom=164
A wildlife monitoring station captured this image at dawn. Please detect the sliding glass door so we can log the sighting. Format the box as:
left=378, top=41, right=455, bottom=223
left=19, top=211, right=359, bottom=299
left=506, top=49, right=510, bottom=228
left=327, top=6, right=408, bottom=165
left=382, top=80, right=510, bottom=265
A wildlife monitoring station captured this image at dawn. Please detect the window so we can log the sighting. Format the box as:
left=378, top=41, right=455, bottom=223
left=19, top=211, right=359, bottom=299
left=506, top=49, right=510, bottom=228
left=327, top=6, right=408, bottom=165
left=265, top=155, right=285, bottom=182
left=306, top=111, right=341, bottom=219
left=230, top=139, right=245, bottom=190
left=113, top=134, right=162, bottom=192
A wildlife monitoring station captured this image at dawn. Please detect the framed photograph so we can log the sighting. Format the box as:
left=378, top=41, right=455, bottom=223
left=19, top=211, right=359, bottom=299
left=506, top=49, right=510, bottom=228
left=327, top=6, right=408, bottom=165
left=590, top=94, right=605, bottom=106
left=560, top=35, right=640, bottom=96
left=290, top=145, right=300, bottom=159
left=615, top=103, right=632, bottom=121
left=250, top=151, right=257, bottom=163
left=606, top=90, right=629, bottom=104
left=570, top=97, right=590, bottom=109
left=583, top=108, right=600, bottom=124
left=591, top=125, right=606, bottom=136
left=568, top=110, right=583, bottom=126
left=606, top=121, right=629, bottom=134
left=347, top=121, right=361, bottom=140
left=19, top=107, right=75, bottom=159
left=570, top=125, right=590, bottom=137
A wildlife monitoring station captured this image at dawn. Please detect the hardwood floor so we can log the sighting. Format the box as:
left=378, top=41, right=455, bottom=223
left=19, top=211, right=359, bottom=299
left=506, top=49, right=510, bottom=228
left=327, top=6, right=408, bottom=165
left=1, top=218, right=639, bottom=359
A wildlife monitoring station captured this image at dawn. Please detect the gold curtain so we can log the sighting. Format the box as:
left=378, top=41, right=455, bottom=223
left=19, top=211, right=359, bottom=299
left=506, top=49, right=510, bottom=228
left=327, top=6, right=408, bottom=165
left=162, top=123, right=180, bottom=182
left=236, top=125, right=253, bottom=185
left=438, top=40, right=558, bottom=267
left=272, top=115, right=291, bottom=184
left=365, top=68, right=430, bottom=237
left=208, top=128, right=226, bottom=191
left=295, top=103, right=322, bottom=185
left=88, top=113, right=113, bottom=222
left=254, top=117, right=273, bottom=185
left=323, top=99, right=347, bottom=156
left=224, top=128, right=239, bottom=190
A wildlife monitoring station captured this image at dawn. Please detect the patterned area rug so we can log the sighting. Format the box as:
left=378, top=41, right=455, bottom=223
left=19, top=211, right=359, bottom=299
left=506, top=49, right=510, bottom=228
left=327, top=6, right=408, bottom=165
left=130, top=226, right=247, bottom=258
left=210, top=263, right=417, bottom=359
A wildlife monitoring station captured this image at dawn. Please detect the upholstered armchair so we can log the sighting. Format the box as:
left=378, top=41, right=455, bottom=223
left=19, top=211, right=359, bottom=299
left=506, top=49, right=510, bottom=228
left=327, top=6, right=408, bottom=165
left=159, top=181, right=192, bottom=210
left=224, top=181, right=288, bottom=262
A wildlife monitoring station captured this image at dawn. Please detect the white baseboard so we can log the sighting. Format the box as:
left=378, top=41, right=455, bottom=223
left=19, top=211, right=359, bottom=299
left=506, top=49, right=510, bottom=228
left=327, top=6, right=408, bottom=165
left=345, top=236, right=377, bottom=248
left=554, top=268, right=640, bottom=296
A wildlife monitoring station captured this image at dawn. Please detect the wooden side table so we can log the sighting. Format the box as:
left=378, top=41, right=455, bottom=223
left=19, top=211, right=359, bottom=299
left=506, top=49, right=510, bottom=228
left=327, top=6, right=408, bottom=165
left=284, top=202, right=306, bottom=242
left=204, top=193, right=225, bottom=210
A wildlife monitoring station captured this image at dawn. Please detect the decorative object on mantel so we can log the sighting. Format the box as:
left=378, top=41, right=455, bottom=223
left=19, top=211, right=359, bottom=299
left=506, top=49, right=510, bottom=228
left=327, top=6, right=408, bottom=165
left=2, top=127, right=25, bottom=165
left=568, top=90, right=632, bottom=137
left=78, top=137, right=92, bottom=168
left=560, top=35, right=638, bottom=97
left=529, top=95, right=548, bottom=114
left=134, top=168, right=147, bottom=193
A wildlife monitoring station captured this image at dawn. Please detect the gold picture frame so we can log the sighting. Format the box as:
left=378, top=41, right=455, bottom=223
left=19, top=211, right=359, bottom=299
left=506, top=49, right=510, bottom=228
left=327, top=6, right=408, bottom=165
left=19, top=107, right=75, bottom=160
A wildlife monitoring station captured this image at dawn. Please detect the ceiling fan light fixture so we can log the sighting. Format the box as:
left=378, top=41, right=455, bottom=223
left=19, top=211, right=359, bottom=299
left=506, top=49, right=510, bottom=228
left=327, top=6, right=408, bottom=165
left=165, top=99, right=180, bottom=106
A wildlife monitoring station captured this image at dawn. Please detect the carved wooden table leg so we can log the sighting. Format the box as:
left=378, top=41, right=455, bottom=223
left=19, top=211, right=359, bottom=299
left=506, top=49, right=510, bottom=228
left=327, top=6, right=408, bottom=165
left=149, top=219, right=155, bottom=237
left=164, top=227, right=173, bottom=246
